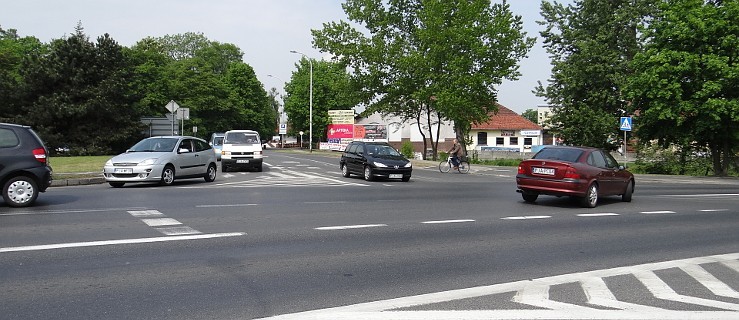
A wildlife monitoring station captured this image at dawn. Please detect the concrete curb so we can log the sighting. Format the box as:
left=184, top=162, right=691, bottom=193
left=51, top=177, right=106, bottom=187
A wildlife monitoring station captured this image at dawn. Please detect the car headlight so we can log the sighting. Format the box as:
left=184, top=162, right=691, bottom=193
left=105, top=159, right=113, bottom=166
left=140, top=158, right=158, bottom=166
left=404, top=162, right=412, bottom=168
left=373, top=162, right=388, bottom=167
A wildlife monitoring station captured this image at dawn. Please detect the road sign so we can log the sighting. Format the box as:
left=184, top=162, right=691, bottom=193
left=165, top=100, right=180, bottom=113
left=620, top=117, right=632, bottom=131
left=279, top=123, right=287, bottom=135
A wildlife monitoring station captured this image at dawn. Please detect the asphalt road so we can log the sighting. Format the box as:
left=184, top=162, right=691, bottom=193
left=1, top=150, right=738, bottom=319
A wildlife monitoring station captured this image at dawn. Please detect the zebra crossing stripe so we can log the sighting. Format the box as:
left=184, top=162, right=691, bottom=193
left=633, top=269, right=739, bottom=311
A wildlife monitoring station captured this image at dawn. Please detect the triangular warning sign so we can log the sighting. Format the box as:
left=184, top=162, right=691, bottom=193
left=620, top=118, right=631, bottom=130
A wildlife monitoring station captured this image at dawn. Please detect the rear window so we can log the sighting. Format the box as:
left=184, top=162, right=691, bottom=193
left=0, top=128, right=20, bottom=148
left=533, top=148, right=583, bottom=163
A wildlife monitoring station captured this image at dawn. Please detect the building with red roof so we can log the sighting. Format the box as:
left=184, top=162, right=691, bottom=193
left=469, top=104, right=543, bottom=152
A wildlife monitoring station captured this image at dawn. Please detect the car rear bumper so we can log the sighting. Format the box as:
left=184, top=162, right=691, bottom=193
left=30, top=166, right=53, bottom=192
left=516, top=175, right=586, bottom=197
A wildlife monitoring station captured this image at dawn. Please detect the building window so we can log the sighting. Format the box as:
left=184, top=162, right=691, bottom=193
left=524, top=137, right=533, bottom=146
left=496, top=137, right=504, bottom=145
left=510, top=137, right=519, bottom=145
left=477, top=132, right=487, bottom=145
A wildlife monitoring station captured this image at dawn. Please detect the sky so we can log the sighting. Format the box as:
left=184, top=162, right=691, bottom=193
left=1, top=0, right=563, bottom=114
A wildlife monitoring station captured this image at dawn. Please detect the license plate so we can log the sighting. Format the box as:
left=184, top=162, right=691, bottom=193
left=389, top=174, right=403, bottom=179
left=236, top=159, right=250, bottom=164
left=114, top=168, right=133, bottom=174
left=532, top=167, right=555, bottom=175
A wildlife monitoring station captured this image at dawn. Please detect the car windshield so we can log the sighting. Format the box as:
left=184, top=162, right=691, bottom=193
left=225, top=132, right=259, bottom=144
left=129, top=138, right=178, bottom=152
left=212, top=137, right=224, bottom=146
left=368, top=144, right=402, bottom=157
left=533, top=148, right=583, bottom=163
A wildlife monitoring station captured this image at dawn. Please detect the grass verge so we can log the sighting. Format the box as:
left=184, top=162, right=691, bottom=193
left=50, top=155, right=111, bottom=179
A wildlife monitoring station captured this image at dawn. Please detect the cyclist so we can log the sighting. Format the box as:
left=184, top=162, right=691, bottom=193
left=447, top=138, right=462, bottom=170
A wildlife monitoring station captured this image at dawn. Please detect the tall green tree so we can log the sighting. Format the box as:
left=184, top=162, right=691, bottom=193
left=224, top=62, right=276, bottom=140
left=312, top=0, right=534, bottom=159
left=626, top=0, right=738, bottom=176
left=522, top=108, right=538, bottom=124
left=536, top=0, right=654, bottom=150
left=0, top=27, right=46, bottom=122
left=21, top=25, right=143, bottom=154
left=283, top=58, right=359, bottom=143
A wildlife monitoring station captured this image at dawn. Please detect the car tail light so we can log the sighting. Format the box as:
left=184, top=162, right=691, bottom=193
left=517, top=165, right=526, bottom=174
left=33, top=148, right=48, bottom=163
left=564, top=166, right=580, bottom=179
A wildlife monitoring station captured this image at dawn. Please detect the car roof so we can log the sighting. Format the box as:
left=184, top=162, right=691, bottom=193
left=542, top=145, right=600, bottom=151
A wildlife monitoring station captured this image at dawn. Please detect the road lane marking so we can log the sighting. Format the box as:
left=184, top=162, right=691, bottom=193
left=305, top=201, right=348, bottom=204
left=255, top=253, right=739, bottom=320
left=641, top=211, right=676, bottom=214
left=659, top=194, right=739, bottom=197
left=699, top=209, right=729, bottom=212
left=128, top=210, right=164, bottom=217
left=156, top=226, right=201, bottom=236
left=196, top=204, right=259, bottom=208
left=577, top=213, right=619, bottom=217
left=0, top=233, right=245, bottom=253
left=315, top=224, right=387, bottom=231
left=501, top=216, right=551, bottom=220
left=141, top=218, right=181, bottom=227
left=0, top=207, right=149, bottom=216
left=422, top=219, right=476, bottom=224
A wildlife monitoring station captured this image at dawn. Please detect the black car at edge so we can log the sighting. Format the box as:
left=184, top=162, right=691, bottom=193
left=0, top=123, right=53, bottom=207
left=340, top=141, right=412, bottom=182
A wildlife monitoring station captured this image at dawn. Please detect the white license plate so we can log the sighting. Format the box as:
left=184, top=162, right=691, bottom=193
left=532, top=167, right=555, bottom=175
left=236, top=159, right=250, bottom=164
left=114, top=168, right=133, bottom=174
left=389, top=174, right=403, bottom=179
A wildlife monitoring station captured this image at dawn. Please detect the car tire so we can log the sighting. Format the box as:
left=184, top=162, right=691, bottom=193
left=581, top=183, right=598, bottom=208
left=2, top=175, right=39, bottom=208
left=109, top=182, right=125, bottom=188
left=622, top=180, right=634, bottom=202
left=341, top=163, right=351, bottom=178
left=204, top=163, right=217, bottom=182
left=522, top=192, right=538, bottom=203
left=160, top=165, right=175, bottom=186
left=364, top=166, right=374, bottom=181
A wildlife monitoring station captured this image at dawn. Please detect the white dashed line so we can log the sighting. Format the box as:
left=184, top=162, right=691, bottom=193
left=141, top=218, right=182, bottom=227
left=156, top=226, right=201, bottom=236
left=422, top=219, right=476, bottom=224
left=699, top=209, right=729, bottom=212
left=196, top=203, right=259, bottom=208
left=641, top=211, right=676, bottom=214
left=577, top=213, right=620, bottom=217
left=315, top=224, right=387, bottom=231
left=501, top=216, right=552, bottom=220
left=128, top=210, right=164, bottom=217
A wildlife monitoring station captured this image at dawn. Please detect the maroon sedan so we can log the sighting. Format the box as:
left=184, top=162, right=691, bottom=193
left=516, top=146, right=634, bottom=208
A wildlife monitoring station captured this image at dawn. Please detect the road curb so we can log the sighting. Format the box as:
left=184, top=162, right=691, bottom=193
left=51, top=177, right=105, bottom=187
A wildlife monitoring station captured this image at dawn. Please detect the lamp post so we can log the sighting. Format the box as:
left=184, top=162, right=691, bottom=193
left=289, top=50, right=313, bottom=152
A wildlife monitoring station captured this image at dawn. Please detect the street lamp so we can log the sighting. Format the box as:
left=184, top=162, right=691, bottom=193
left=290, top=50, right=313, bottom=152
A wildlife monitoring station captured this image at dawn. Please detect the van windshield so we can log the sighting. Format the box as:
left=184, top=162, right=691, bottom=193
left=225, top=133, right=259, bottom=145
left=212, top=137, right=224, bottom=146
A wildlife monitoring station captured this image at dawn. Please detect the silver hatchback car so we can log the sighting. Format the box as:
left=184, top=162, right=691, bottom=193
left=103, top=136, right=217, bottom=187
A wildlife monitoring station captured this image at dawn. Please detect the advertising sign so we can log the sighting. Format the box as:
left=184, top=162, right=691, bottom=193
left=328, top=110, right=355, bottom=124
left=327, top=124, right=354, bottom=139
left=354, top=124, right=387, bottom=141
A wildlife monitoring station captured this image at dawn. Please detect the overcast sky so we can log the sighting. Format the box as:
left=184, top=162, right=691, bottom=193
left=1, top=0, right=564, bottom=114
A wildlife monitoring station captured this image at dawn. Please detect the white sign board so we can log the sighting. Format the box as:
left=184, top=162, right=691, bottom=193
left=165, top=100, right=180, bottom=113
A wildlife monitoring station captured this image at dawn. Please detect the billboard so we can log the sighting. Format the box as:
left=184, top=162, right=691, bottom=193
left=327, top=124, right=354, bottom=139
left=354, top=124, right=387, bottom=141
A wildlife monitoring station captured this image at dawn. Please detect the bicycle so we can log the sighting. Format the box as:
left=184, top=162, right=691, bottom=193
left=439, top=156, right=470, bottom=173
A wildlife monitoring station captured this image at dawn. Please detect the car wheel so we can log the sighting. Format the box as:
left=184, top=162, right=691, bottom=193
left=204, top=163, right=217, bottom=182
left=364, top=166, right=374, bottom=181
left=622, top=180, right=634, bottom=202
left=109, top=182, right=125, bottom=188
left=2, top=175, right=39, bottom=208
left=341, top=163, right=351, bottom=178
left=522, top=192, right=538, bottom=203
left=581, top=183, right=598, bottom=208
left=160, top=165, right=175, bottom=186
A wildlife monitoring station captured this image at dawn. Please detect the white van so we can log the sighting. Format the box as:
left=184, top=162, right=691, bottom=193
left=221, top=130, right=263, bottom=172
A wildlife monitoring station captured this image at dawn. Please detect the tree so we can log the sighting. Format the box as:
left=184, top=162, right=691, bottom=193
left=283, top=58, right=360, bottom=143
left=21, top=24, right=143, bottom=154
left=536, top=0, right=654, bottom=150
left=521, top=108, right=538, bottom=124
left=0, top=27, right=45, bottom=123
left=312, top=0, right=534, bottom=159
left=625, top=0, right=738, bottom=176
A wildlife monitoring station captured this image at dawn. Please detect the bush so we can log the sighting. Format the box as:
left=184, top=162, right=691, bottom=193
left=400, top=140, right=415, bottom=159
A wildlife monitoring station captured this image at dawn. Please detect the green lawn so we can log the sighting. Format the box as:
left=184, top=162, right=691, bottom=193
left=50, top=155, right=112, bottom=179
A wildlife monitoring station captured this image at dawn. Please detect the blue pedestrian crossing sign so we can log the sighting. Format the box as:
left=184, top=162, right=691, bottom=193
left=620, top=117, right=632, bottom=131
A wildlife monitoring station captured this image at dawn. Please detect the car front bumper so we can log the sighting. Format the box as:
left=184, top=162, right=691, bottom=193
left=102, top=164, right=165, bottom=183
